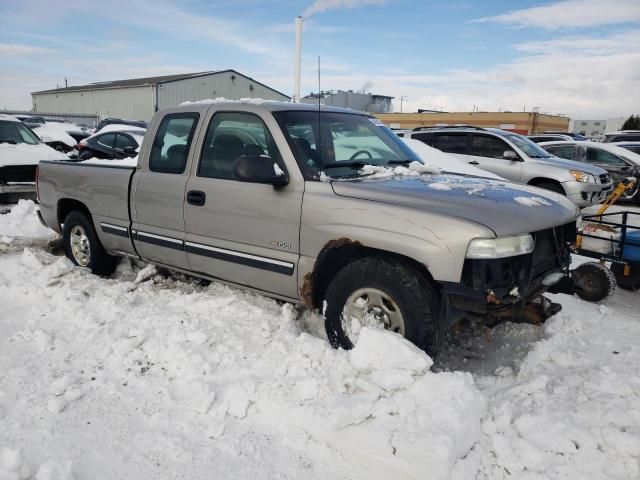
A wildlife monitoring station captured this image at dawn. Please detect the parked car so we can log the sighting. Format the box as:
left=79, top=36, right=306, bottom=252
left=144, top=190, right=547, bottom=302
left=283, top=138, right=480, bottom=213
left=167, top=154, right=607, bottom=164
left=38, top=101, right=581, bottom=357
left=77, top=130, right=145, bottom=160
left=603, top=131, right=640, bottom=143
left=405, top=126, right=612, bottom=207
left=539, top=141, right=640, bottom=203
left=615, top=142, right=640, bottom=156
left=0, top=114, right=68, bottom=201
left=543, top=131, right=587, bottom=141
left=31, top=122, right=78, bottom=154
left=527, top=134, right=579, bottom=143
left=95, top=118, right=148, bottom=133
left=15, top=114, right=46, bottom=129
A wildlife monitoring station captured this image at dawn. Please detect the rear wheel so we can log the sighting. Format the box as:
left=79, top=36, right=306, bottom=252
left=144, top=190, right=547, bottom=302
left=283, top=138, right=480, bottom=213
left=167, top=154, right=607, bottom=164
left=610, top=263, right=640, bottom=291
left=535, top=182, right=565, bottom=195
left=63, top=211, right=118, bottom=276
left=323, top=257, right=443, bottom=358
left=573, top=262, right=616, bottom=302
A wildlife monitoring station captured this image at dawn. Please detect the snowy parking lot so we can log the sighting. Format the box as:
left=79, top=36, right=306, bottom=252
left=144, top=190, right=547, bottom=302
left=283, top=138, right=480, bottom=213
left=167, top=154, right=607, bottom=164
left=1, top=200, right=640, bottom=480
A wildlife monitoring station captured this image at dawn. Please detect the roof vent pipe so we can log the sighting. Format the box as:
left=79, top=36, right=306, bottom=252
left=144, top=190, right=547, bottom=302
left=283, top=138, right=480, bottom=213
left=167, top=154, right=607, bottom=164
left=293, top=16, right=303, bottom=103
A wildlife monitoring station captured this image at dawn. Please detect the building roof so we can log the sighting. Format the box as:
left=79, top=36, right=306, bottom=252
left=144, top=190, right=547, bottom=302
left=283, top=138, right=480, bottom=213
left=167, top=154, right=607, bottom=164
left=32, top=70, right=290, bottom=98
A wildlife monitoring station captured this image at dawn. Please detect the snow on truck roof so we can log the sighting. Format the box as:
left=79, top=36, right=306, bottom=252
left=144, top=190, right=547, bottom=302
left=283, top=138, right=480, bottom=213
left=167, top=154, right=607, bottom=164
left=0, top=114, right=20, bottom=122
left=177, top=98, right=371, bottom=115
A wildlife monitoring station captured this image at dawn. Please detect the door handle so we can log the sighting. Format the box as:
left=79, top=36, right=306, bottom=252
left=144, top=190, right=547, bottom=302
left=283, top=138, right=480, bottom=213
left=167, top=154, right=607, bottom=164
left=468, top=161, right=480, bottom=165
left=186, top=190, right=206, bottom=206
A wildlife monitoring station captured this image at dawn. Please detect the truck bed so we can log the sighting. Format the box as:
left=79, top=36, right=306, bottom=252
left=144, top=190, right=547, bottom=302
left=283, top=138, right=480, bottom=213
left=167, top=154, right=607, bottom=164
left=38, top=161, right=137, bottom=256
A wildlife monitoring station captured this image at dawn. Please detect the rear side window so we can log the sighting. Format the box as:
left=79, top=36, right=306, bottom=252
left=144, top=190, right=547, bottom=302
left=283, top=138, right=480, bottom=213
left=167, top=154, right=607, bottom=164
left=432, top=133, right=467, bottom=154
left=585, top=148, right=626, bottom=165
left=97, top=133, right=116, bottom=148
left=545, top=145, right=575, bottom=160
left=115, top=134, right=136, bottom=150
left=149, top=113, right=199, bottom=174
left=412, top=132, right=435, bottom=145
left=471, top=134, right=510, bottom=159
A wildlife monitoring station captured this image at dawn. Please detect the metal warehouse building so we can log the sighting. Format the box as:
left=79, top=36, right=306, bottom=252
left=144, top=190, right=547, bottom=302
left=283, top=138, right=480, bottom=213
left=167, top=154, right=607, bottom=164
left=31, top=70, right=290, bottom=121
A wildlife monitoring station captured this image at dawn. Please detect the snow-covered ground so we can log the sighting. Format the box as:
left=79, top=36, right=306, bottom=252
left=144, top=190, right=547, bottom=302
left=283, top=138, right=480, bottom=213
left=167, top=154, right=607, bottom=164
left=1, top=200, right=639, bottom=480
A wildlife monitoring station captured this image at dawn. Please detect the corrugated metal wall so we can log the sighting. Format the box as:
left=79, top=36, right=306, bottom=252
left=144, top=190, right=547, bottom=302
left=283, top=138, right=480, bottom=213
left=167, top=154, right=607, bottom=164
left=157, top=72, right=289, bottom=110
left=32, top=86, right=155, bottom=121
left=0, top=110, right=99, bottom=126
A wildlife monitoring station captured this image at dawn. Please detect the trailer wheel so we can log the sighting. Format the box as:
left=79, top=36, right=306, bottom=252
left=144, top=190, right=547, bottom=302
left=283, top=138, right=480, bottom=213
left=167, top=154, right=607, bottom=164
left=610, top=263, right=640, bottom=291
left=573, top=262, right=616, bottom=302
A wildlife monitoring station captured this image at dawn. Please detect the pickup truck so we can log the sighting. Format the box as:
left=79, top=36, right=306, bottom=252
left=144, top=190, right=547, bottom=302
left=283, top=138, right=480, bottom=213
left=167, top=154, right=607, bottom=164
left=37, top=101, right=579, bottom=357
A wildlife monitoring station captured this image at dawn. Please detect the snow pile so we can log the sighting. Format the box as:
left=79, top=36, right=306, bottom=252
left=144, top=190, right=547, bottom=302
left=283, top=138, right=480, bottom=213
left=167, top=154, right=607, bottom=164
left=0, top=203, right=484, bottom=479
left=514, top=196, right=553, bottom=207
left=0, top=200, right=53, bottom=241
left=0, top=448, right=72, bottom=480
left=94, top=124, right=146, bottom=134
left=359, top=161, right=440, bottom=178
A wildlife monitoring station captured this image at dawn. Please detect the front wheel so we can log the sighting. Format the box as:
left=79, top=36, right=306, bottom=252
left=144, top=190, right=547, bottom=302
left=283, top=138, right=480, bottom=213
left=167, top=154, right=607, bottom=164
left=323, top=257, right=443, bottom=358
left=63, top=211, right=118, bottom=276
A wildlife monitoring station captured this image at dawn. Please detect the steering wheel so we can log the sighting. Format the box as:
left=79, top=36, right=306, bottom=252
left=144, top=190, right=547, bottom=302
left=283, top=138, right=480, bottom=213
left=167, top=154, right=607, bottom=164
left=348, top=150, right=373, bottom=161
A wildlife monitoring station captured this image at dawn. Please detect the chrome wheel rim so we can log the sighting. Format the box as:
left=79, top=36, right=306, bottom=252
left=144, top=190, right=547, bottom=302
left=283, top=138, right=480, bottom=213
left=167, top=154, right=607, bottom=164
left=342, top=288, right=405, bottom=343
left=70, top=225, right=91, bottom=266
left=623, top=182, right=639, bottom=200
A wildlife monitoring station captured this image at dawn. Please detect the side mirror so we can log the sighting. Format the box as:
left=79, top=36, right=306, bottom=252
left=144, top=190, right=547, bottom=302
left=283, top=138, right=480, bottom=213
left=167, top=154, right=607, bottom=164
left=503, top=150, right=520, bottom=161
left=233, top=155, right=289, bottom=186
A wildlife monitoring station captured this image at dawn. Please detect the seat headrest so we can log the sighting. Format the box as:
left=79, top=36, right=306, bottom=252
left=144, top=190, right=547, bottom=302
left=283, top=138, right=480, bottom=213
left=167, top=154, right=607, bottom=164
left=167, top=144, right=186, bottom=163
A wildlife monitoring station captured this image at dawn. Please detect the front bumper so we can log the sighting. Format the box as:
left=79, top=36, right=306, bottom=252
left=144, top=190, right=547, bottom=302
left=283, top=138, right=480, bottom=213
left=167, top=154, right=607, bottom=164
left=441, top=221, right=576, bottom=323
left=563, top=180, right=613, bottom=207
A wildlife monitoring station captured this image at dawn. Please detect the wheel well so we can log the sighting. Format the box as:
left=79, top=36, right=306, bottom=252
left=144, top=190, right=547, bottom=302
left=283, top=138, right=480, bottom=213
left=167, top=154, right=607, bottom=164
left=301, top=239, right=437, bottom=309
left=528, top=177, right=562, bottom=188
left=57, top=198, right=92, bottom=228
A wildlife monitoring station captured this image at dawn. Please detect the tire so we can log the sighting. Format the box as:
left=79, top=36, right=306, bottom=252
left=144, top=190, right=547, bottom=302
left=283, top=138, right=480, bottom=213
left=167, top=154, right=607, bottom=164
left=572, top=262, right=616, bottom=302
left=63, top=211, right=118, bottom=276
left=610, top=263, right=640, bottom=291
left=323, top=257, right=443, bottom=358
left=535, top=182, right=565, bottom=195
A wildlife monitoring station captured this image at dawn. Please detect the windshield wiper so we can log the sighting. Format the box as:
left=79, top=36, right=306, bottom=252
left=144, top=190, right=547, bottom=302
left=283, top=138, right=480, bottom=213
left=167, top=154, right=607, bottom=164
left=386, top=159, right=413, bottom=165
left=0, top=139, right=18, bottom=144
left=323, top=161, right=368, bottom=170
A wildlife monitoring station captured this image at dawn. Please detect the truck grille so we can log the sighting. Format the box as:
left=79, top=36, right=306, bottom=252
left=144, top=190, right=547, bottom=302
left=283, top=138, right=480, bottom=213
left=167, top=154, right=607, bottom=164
left=530, top=221, right=576, bottom=279
left=0, top=165, right=37, bottom=184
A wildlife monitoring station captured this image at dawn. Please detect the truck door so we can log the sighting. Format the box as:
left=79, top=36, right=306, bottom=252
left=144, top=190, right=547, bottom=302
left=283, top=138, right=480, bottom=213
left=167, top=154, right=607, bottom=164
left=130, top=112, right=200, bottom=270
left=183, top=111, right=302, bottom=299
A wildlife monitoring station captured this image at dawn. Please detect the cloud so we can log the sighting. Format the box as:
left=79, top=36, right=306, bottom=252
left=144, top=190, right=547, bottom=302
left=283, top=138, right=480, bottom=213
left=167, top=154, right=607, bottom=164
left=303, top=0, right=387, bottom=18
left=471, top=0, right=640, bottom=29
left=0, top=43, right=52, bottom=56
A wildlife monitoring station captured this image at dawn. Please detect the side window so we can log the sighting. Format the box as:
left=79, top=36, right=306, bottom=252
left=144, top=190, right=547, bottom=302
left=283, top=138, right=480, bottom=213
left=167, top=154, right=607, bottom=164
left=97, top=133, right=116, bottom=148
left=115, top=134, right=136, bottom=150
left=198, top=112, right=282, bottom=180
left=149, top=113, right=199, bottom=174
left=433, top=133, right=468, bottom=154
left=471, top=135, right=510, bottom=159
left=586, top=148, right=626, bottom=165
left=412, top=132, right=435, bottom=146
left=546, top=145, right=575, bottom=160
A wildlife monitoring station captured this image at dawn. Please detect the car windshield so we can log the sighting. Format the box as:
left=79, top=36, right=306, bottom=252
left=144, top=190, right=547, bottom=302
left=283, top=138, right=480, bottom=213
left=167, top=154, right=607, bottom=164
left=0, top=120, right=42, bottom=145
left=274, top=111, right=421, bottom=178
left=503, top=133, right=553, bottom=158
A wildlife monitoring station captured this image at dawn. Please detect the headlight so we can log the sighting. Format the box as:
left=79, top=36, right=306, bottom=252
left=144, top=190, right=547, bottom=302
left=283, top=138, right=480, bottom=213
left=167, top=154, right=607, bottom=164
left=466, top=234, right=534, bottom=259
left=569, top=170, right=596, bottom=183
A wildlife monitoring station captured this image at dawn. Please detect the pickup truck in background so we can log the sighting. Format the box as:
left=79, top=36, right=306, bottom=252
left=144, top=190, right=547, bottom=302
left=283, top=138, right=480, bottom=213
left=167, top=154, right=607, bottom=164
left=37, top=101, right=580, bottom=357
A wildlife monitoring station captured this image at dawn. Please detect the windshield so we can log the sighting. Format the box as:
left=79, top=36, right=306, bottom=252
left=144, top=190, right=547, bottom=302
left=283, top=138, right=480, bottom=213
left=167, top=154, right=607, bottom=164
left=0, top=120, right=42, bottom=145
left=503, top=133, right=553, bottom=158
left=274, top=111, right=421, bottom=178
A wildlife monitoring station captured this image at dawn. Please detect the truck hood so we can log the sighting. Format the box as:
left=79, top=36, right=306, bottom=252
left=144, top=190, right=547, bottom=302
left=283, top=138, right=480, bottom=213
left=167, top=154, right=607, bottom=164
left=331, top=174, right=579, bottom=236
left=0, top=142, right=69, bottom=167
left=535, top=156, right=607, bottom=175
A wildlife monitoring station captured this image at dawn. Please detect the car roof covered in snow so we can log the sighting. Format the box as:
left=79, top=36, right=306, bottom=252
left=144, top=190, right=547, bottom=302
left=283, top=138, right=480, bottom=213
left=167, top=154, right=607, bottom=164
left=0, top=114, right=20, bottom=122
left=176, top=98, right=373, bottom=116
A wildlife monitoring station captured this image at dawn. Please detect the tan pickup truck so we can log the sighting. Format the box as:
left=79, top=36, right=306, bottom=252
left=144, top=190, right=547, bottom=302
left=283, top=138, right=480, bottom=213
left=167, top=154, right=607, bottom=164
left=37, top=101, right=580, bottom=356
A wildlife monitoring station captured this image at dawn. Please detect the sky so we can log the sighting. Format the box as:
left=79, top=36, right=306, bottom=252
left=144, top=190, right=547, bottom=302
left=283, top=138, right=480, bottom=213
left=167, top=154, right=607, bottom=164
left=0, top=0, right=639, bottom=119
